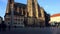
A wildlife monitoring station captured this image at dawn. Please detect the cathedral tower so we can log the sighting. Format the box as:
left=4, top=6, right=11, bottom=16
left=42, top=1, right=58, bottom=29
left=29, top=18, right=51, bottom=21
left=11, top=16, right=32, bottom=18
left=6, top=0, right=14, bottom=13
left=27, top=0, right=39, bottom=26
left=5, top=0, right=14, bottom=26
left=27, top=0, right=38, bottom=18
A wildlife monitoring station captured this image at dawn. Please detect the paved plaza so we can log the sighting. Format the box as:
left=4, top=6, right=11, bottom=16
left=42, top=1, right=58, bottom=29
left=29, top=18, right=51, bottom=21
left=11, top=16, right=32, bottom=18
left=0, top=27, right=60, bottom=34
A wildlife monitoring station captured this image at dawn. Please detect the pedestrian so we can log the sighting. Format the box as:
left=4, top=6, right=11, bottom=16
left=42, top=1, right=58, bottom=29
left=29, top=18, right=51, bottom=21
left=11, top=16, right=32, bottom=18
left=8, top=25, right=10, bottom=31
left=1, top=21, right=7, bottom=31
left=0, top=24, right=1, bottom=31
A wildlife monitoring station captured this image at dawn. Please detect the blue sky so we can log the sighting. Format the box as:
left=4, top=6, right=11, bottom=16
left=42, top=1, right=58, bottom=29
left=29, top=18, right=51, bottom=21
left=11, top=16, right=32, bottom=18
left=0, top=0, right=60, bottom=18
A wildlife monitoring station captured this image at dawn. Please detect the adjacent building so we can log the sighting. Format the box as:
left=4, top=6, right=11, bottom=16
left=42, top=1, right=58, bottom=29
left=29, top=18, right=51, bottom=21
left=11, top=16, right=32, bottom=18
left=0, top=16, right=3, bottom=24
left=50, top=13, right=60, bottom=26
left=4, top=0, right=50, bottom=27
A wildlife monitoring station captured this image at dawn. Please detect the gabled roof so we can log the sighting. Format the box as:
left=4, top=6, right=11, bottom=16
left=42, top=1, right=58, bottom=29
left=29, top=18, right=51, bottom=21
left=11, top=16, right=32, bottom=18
left=14, top=2, right=26, bottom=8
left=51, top=13, right=60, bottom=17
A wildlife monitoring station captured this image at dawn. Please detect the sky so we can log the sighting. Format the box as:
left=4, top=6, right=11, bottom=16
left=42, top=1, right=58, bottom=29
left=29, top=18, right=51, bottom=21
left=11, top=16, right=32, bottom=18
left=0, top=0, right=60, bottom=19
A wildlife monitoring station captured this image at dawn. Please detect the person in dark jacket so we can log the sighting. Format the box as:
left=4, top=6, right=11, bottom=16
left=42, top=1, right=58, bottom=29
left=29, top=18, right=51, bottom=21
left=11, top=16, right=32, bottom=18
left=0, top=24, right=1, bottom=31
left=1, top=21, right=7, bottom=31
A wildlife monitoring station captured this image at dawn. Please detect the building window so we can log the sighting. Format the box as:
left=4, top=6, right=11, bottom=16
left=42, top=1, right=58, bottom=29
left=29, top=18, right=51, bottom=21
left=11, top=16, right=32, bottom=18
left=14, top=23, right=17, bottom=24
left=18, top=23, right=20, bottom=24
left=8, top=22, right=10, bottom=24
left=20, top=19, right=23, bottom=21
left=21, top=23, right=23, bottom=25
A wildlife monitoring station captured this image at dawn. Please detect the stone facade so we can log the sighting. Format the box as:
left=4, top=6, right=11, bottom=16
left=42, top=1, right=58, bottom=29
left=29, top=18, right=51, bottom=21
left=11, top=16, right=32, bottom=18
left=4, top=0, right=50, bottom=27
